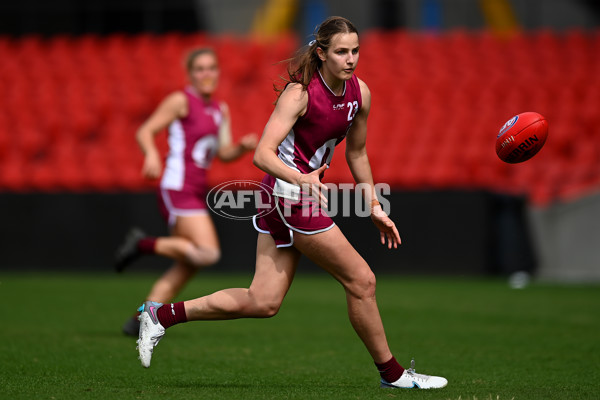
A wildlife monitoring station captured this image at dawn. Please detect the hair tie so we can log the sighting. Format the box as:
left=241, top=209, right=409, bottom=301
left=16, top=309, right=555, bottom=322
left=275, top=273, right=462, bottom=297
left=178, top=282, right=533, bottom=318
left=308, top=40, right=316, bottom=46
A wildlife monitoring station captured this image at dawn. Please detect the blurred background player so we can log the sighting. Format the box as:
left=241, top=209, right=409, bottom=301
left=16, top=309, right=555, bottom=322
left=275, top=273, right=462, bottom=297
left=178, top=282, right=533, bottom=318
left=135, top=16, right=447, bottom=389
left=115, top=48, right=257, bottom=336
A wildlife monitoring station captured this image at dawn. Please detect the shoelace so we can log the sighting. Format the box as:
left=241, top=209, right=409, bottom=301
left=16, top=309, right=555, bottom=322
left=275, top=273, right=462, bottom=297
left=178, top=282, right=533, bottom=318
left=405, top=358, right=431, bottom=382
left=405, top=371, right=431, bottom=382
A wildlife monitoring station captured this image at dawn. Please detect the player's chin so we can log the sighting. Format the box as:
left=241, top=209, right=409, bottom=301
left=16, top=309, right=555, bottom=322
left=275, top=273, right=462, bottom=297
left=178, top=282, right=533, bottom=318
left=196, top=80, right=218, bottom=94
left=199, top=85, right=217, bottom=95
left=340, top=69, right=355, bottom=79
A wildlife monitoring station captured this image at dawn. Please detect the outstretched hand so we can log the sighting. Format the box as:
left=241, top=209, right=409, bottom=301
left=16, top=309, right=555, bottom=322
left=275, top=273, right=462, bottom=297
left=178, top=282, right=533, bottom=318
left=370, top=205, right=401, bottom=249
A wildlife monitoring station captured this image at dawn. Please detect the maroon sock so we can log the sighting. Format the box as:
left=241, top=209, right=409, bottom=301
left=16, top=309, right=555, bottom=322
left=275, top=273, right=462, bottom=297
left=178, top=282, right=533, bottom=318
left=137, top=238, right=157, bottom=254
left=375, top=356, right=405, bottom=383
left=156, top=302, right=188, bottom=329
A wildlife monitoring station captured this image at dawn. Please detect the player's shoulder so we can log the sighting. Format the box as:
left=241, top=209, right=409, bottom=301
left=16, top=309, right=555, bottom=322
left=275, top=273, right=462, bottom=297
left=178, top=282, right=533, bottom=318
left=279, top=82, right=308, bottom=104
left=275, top=82, right=309, bottom=117
left=283, top=82, right=307, bottom=96
left=164, top=90, right=188, bottom=107
left=355, top=77, right=370, bottom=96
left=353, top=76, right=371, bottom=109
left=159, top=90, right=189, bottom=118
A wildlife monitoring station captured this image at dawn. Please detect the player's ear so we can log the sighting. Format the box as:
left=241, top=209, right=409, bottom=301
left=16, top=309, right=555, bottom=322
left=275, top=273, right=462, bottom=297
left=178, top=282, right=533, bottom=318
left=316, top=47, right=326, bottom=62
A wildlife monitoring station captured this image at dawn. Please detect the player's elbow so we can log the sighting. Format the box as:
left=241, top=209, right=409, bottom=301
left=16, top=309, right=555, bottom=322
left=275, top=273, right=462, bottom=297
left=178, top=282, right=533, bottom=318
left=253, top=148, right=266, bottom=171
left=135, top=128, right=144, bottom=144
left=135, top=127, right=152, bottom=147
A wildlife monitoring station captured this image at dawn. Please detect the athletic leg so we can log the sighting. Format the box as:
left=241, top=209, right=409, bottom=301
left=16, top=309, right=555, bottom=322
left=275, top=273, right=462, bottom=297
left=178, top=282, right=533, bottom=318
left=137, top=233, right=300, bottom=367
left=122, top=214, right=221, bottom=335
left=292, top=226, right=447, bottom=389
left=292, top=225, right=392, bottom=363
left=144, top=261, right=194, bottom=303
left=144, top=214, right=221, bottom=304
left=155, top=214, right=221, bottom=268
left=184, top=233, right=301, bottom=320
left=115, top=214, right=220, bottom=272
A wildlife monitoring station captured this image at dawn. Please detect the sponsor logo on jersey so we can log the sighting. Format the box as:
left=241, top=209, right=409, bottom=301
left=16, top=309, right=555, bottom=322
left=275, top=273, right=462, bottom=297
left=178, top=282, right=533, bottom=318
left=332, top=103, right=346, bottom=111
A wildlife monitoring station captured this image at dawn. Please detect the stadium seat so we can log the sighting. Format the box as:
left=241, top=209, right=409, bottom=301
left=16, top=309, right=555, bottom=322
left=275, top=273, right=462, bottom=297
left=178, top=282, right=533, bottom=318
left=0, top=30, right=598, bottom=203
left=0, top=154, right=28, bottom=191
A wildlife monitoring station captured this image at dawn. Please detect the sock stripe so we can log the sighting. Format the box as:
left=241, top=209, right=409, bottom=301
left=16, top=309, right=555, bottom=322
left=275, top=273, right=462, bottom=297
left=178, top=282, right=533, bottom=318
left=156, top=301, right=188, bottom=329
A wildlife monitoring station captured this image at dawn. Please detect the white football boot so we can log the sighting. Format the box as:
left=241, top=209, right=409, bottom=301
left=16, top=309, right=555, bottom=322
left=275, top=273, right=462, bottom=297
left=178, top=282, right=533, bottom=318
left=136, top=301, right=166, bottom=368
left=380, top=359, right=448, bottom=389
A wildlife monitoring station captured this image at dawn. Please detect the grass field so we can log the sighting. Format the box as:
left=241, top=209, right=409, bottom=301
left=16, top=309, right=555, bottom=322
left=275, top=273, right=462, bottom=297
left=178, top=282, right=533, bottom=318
left=1, top=272, right=598, bottom=400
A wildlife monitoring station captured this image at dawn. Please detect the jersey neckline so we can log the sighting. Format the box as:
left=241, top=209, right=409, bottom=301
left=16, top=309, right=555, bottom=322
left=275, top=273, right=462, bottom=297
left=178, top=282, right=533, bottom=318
left=317, top=69, right=347, bottom=98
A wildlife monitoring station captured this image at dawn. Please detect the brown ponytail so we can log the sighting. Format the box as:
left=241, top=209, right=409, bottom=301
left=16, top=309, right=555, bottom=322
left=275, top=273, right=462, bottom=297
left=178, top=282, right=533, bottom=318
left=275, top=16, right=358, bottom=97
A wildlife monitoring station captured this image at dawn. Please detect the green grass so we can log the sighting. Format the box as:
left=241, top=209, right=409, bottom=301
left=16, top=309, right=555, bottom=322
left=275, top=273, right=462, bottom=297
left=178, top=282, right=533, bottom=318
left=0, top=272, right=598, bottom=399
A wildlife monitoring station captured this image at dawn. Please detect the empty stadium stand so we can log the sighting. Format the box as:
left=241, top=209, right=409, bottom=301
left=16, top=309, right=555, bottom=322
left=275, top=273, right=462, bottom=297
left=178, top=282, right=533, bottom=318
left=0, top=30, right=598, bottom=205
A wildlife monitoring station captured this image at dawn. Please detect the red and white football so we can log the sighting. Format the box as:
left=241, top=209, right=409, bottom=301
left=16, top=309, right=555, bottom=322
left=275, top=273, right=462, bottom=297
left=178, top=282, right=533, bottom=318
left=496, top=112, right=548, bottom=163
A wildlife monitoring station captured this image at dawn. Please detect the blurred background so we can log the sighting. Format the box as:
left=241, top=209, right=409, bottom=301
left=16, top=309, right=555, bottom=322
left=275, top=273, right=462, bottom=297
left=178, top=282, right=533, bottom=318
left=0, top=0, right=598, bottom=282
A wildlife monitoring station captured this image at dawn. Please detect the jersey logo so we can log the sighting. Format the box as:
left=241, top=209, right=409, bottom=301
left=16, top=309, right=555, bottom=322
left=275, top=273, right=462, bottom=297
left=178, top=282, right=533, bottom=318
left=332, top=103, right=346, bottom=111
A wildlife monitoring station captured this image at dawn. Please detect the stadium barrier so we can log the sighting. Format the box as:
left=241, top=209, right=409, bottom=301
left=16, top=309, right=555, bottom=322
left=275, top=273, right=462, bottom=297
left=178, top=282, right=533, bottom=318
left=527, top=190, right=600, bottom=282
left=0, top=190, right=534, bottom=277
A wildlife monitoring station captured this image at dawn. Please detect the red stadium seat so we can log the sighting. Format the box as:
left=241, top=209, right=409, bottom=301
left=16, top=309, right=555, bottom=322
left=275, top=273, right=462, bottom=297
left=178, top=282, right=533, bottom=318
left=0, top=154, right=29, bottom=191
left=0, top=30, right=598, bottom=202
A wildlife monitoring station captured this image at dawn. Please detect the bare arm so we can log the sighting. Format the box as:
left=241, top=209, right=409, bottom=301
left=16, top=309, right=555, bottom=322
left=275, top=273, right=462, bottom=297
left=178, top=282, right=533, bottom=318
left=253, top=83, right=328, bottom=202
left=136, top=92, right=187, bottom=179
left=346, top=79, right=376, bottom=197
left=346, top=79, right=401, bottom=248
left=216, top=102, right=258, bottom=162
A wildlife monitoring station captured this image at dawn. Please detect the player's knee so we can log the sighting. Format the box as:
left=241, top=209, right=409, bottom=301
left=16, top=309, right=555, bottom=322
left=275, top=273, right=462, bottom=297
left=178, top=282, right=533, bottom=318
left=251, top=297, right=282, bottom=318
left=347, top=269, right=377, bottom=300
left=202, top=248, right=221, bottom=266
left=187, top=248, right=221, bottom=269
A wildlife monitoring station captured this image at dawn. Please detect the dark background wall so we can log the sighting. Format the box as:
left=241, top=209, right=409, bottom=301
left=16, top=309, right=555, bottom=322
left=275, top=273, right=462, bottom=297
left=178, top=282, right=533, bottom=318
left=0, top=0, right=204, bottom=35
left=0, top=191, right=534, bottom=276
left=0, top=0, right=597, bottom=36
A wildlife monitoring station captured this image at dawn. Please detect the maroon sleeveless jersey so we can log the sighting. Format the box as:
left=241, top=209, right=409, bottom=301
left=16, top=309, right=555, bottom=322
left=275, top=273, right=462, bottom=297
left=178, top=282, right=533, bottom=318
left=161, top=87, right=222, bottom=192
left=277, top=70, right=362, bottom=175
left=255, top=71, right=362, bottom=245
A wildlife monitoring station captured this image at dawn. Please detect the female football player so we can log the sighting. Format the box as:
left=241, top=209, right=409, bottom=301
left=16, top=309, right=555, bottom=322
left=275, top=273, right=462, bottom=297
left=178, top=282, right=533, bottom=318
left=135, top=17, right=447, bottom=389
left=116, top=48, right=257, bottom=336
